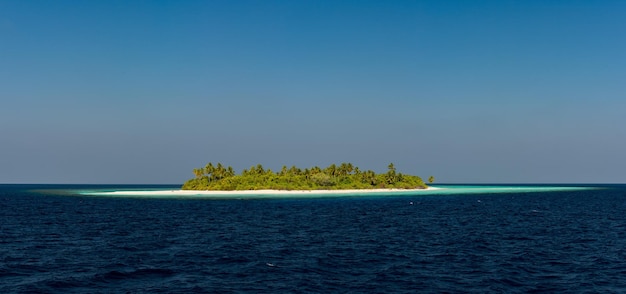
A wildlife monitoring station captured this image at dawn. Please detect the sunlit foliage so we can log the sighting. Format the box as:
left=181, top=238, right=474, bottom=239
left=182, top=162, right=427, bottom=190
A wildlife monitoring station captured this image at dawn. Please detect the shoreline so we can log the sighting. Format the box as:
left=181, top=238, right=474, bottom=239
left=74, top=185, right=600, bottom=198
left=93, top=186, right=441, bottom=196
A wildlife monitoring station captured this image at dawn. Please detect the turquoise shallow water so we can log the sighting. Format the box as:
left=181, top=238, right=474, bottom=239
left=2, top=184, right=625, bottom=292
left=421, top=185, right=598, bottom=195
left=75, top=185, right=600, bottom=199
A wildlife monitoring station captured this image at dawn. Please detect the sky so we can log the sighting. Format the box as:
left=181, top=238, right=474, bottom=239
left=1, top=0, right=625, bottom=184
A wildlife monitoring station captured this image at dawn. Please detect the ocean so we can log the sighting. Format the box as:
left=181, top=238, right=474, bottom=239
left=1, top=184, right=625, bottom=293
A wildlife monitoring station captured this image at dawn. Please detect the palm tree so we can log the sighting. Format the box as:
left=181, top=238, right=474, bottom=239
left=205, top=163, right=215, bottom=181
left=289, top=165, right=300, bottom=175
left=256, top=164, right=265, bottom=175
left=363, top=170, right=377, bottom=186
left=428, top=176, right=435, bottom=184
left=386, top=163, right=397, bottom=184
left=311, top=166, right=321, bottom=175
left=227, top=166, right=235, bottom=177
left=215, top=163, right=226, bottom=180
left=338, top=163, right=347, bottom=176
left=326, top=164, right=337, bottom=177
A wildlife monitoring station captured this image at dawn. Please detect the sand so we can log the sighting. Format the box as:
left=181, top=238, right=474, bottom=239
left=95, top=186, right=441, bottom=196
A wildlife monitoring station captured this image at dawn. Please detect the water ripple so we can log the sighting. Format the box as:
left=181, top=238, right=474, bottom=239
left=1, top=184, right=625, bottom=292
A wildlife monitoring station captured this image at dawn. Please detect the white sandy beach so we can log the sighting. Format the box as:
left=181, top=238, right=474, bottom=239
left=96, top=186, right=442, bottom=196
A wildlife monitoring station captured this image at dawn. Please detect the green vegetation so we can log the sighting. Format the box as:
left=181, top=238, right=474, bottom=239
left=182, top=162, right=428, bottom=190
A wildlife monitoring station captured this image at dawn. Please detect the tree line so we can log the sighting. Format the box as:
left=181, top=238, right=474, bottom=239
left=182, top=162, right=430, bottom=190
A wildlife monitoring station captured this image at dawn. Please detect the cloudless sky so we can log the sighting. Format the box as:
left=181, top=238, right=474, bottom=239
left=1, top=0, right=625, bottom=184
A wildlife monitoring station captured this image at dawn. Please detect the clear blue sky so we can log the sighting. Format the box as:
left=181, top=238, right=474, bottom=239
left=1, top=0, right=624, bottom=184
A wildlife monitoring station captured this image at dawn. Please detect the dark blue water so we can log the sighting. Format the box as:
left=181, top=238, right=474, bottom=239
left=2, top=184, right=626, bottom=293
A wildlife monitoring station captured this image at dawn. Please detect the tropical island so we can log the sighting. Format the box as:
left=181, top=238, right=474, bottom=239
left=182, top=162, right=431, bottom=191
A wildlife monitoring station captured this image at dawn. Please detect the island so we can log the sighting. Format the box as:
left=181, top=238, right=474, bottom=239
left=182, top=162, right=430, bottom=191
